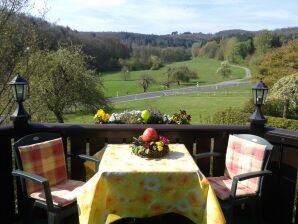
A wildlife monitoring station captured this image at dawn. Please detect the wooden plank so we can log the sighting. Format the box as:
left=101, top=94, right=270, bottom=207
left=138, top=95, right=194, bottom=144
left=69, top=137, right=88, bottom=180
left=195, top=136, right=211, bottom=176
left=294, top=197, right=298, bottom=223
left=181, top=137, right=195, bottom=155
left=213, top=133, right=228, bottom=176
left=106, top=137, right=126, bottom=144
left=277, top=175, right=296, bottom=224
left=278, top=145, right=298, bottom=224
left=262, top=144, right=298, bottom=224
left=0, top=137, right=15, bottom=223
left=89, top=137, right=106, bottom=156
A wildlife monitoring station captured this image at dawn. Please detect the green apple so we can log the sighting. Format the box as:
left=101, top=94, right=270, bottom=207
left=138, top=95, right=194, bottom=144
left=141, top=110, right=151, bottom=123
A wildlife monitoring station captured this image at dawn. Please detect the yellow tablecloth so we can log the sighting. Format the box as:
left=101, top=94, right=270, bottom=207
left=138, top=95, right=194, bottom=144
left=77, top=144, right=226, bottom=224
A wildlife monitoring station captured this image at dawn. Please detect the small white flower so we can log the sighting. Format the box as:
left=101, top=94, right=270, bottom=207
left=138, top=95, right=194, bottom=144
left=175, top=199, right=191, bottom=212
left=144, top=177, right=160, bottom=191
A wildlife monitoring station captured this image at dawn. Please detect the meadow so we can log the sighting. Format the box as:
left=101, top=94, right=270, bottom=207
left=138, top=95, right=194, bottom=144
left=101, top=58, right=245, bottom=98
left=64, top=84, right=252, bottom=124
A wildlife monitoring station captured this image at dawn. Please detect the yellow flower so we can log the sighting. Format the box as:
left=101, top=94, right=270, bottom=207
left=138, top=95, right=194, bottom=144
left=155, top=141, right=164, bottom=147
left=157, top=145, right=163, bottom=151
left=155, top=141, right=164, bottom=151
left=104, top=113, right=111, bottom=122
left=94, top=109, right=110, bottom=123
left=97, top=109, right=105, bottom=117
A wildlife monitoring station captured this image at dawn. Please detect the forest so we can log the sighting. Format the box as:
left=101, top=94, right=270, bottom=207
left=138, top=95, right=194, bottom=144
left=0, top=0, right=297, bottom=124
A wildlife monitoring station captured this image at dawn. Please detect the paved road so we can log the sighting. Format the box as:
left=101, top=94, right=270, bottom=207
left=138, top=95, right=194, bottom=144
left=108, top=65, right=251, bottom=103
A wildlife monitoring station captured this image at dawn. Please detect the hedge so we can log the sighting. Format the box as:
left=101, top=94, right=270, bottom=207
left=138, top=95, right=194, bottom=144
left=213, top=108, right=298, bottom=131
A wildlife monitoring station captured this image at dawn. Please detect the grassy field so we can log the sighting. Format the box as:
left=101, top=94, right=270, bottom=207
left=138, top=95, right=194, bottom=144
left=100, top=58, right=245, bottom=98
left=64, top=84, right=252, bottom=124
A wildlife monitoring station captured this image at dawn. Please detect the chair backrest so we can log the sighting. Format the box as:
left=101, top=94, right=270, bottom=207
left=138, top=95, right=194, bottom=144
left=13, top=132, right=68, bottom=196
left=224, top=134, right=273, bottom=192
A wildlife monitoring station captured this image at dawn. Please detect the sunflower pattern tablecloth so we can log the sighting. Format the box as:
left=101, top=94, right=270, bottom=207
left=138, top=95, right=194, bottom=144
left=77, top=144, right=226, bottom=224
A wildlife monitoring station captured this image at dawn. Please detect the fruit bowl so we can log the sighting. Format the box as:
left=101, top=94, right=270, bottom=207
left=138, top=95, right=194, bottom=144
left=131, top=128, right=170, bottom=158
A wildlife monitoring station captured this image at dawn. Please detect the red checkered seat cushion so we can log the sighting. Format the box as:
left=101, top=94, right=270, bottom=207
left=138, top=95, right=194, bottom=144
left=18, top=138, right=84, bottom=207
left=30, top=179, right=84, bottom=206
left=208, top=135, right=266, bottom=200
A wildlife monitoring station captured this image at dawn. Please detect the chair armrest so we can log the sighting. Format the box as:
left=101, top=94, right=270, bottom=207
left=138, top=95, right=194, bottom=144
left=193, top=152, right=225, bottom=160
left=233, top=170, right=272, bottom=182
left=67, top=153, right=101, bottom=172
left=12, top=170, right=55, bottom=211
left=230, top=170, right=272, bottom=198
left=12, top=169, right=48, bottom=184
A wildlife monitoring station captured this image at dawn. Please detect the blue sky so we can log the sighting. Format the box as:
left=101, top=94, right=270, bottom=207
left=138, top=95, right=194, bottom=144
left=31, top=0, right=298, bottom=34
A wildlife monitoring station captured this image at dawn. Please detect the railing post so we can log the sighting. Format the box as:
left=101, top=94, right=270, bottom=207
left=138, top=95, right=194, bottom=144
left=9, top=73, right=31, bottom=222
left=10, top=113, right=31, bottom=223
left=249, top=122, right=266, bottom=137
left=11, top=113, right=30, bottom=139
left=249, top=104, right=267, bottom=137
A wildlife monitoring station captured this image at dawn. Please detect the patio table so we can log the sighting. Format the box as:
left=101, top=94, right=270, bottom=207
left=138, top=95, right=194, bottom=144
left=77, top=144, right=226, bottom=224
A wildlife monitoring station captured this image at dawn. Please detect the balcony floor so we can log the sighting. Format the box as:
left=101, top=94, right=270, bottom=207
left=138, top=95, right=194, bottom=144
left=18, top=209, right=271, bottom=224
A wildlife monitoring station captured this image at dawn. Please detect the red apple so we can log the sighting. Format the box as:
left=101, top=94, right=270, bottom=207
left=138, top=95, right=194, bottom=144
left=142, top=128, right=158, bottom=141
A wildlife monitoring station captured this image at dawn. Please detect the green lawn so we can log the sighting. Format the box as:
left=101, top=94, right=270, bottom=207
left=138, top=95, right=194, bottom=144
left=64, top=84, right=252, bottom=124
left=100, top=58, right=245, bottom=98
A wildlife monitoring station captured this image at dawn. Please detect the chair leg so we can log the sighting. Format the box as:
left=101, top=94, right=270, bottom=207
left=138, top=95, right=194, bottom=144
left=48, top=212, right=61, bottom=224
left=249, top=199, right=260, bottom=224
left=128, top=218, right=136, bottom=224
left=21, top=199, right=35, bottom=224
left=223, top=205, right=234, bottom=224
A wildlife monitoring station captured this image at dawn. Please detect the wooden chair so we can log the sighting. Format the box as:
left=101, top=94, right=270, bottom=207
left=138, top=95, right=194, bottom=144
left=12, top=132, right=100, bottom=224
left=194, top=134, right=273, bottom=224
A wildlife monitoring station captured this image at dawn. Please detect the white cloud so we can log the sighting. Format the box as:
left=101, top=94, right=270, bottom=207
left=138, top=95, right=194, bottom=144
left=251, top=10, right=297, bottom=20
left=29, top=0, right=298, bottom=34
left=72, top=0, right=127, bottom=8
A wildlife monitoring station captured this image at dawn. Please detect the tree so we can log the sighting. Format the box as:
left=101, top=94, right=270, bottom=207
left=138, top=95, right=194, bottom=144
left=166, top=66, right=198, bottom=85
left=199, top=41, right=219, bottom=58
left=160, top=47, right=191, bottom=63
left=121, top=65, right=130, bottom=81
left=139, top=74, right=156, bottom=92
left=225, top=37, right=239, bottom=62
left=28, top=45, right=107, bottom=123
left=257, top=39, right=298, bottom=86
left=269, top=73, right=298, bottom=118
left=149, top=55, right=162, bottom=70
left=191, top=42, right=201, bottom=58
left=216, top=61, right=231, bottom=78
left=253, top=30, right=273, bottom=55
left=0, top=0, right=38, bottom=124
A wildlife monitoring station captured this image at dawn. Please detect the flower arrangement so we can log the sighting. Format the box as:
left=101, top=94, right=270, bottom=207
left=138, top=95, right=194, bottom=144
left=94, top=109, right=110, bottom=124
left=109, top=110, right=143, bottom=124
left=94, top=108, right=191, bottom=125
left=169, top=110, right=191, bottom=124
left=131, top=128, right=170, bottom=158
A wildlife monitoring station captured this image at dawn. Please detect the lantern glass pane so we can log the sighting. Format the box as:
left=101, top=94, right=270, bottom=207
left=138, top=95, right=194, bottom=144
left=256, top=89, right=264, bottom=106
left=262, top=89, right=268, bottom=104
left=23, top=84, right=28, bottom=99
left=12, top=86, right=17, bottom=101
left=252, top=89, right=257, bottom=104
left=16, top=84, right=24, bottom=101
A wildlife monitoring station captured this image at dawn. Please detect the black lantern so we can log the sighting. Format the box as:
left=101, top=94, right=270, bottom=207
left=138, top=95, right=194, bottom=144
left=250, top=80, right=268, bottom=125
left=8, top=73, right=30, bottom=121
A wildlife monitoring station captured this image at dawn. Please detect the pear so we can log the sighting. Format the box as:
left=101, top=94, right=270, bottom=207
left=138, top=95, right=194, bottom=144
left=141, top=110, right=151, bottom=123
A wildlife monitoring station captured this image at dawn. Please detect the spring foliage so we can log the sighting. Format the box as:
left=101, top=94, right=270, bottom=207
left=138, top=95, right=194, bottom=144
left=28, top=46, right=107, bottom=123
left=269, top=73, right=298, bottom=118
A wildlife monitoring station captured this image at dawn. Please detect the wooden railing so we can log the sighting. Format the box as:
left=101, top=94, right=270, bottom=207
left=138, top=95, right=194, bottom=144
left=1, top=122, right=297, bottom=224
